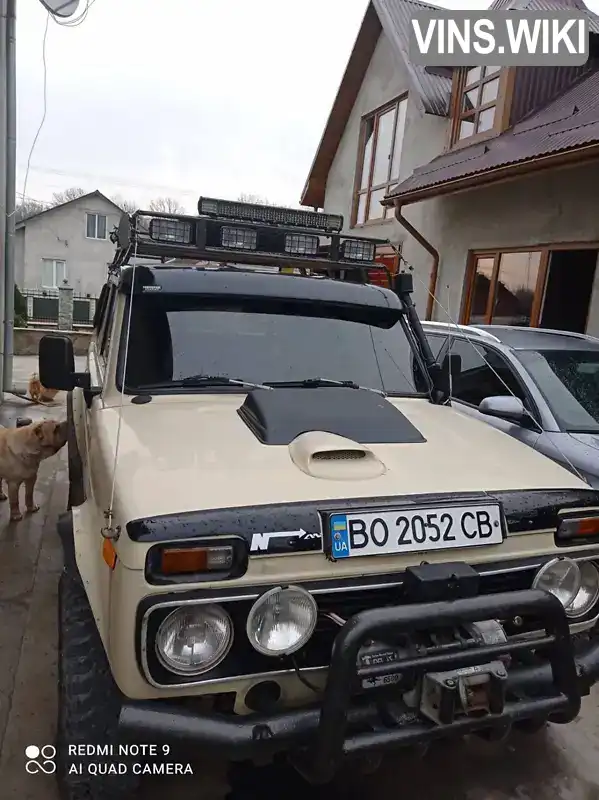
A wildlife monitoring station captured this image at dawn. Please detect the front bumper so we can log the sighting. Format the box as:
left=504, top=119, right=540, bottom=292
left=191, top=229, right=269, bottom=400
left=119, top=589, right=599, bottom=783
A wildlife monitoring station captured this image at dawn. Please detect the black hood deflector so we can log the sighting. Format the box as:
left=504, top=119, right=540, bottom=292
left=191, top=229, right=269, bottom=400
left=237, top=387, right=426, bottom=445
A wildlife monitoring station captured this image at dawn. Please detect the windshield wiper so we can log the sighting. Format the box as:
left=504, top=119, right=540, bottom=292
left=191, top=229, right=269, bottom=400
left=266, top=378, right=386, bottom=396
left=134, top=375, right=274, bottom=391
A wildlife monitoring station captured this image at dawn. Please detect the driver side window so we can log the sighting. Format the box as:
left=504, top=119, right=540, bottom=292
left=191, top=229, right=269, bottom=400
left=446, top=340, right=526, bottom=407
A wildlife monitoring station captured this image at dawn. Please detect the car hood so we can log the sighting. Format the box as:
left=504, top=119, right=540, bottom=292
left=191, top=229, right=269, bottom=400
left=95, top=395, right=589, bottom=523
left=570, top=432, right=599, bottom=452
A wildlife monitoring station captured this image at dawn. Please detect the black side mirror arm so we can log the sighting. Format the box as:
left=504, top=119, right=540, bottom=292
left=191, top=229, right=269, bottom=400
left=83, top=386, right=102, bottom=408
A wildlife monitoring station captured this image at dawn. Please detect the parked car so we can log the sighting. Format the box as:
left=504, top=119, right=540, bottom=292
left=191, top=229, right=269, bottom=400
left=39, top=196, right=599, bottom=799
left=420, top=322, right=599, bottom=488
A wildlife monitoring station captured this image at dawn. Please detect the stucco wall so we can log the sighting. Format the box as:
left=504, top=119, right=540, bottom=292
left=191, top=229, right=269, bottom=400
left=411, top=161, right=599, bottom=334
left=322, top=30, right=448, bottom=314
left=17, top=195, right=120, bottom=297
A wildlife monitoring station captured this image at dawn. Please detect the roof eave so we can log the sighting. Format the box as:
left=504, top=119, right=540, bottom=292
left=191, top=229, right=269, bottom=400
left=383, top=142, right=599, bottom=206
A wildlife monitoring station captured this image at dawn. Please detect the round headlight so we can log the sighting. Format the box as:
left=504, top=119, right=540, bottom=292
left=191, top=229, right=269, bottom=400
left=246, top=585, right=318, bottom=656
left=155, top=604, right=233, bottom=675
left=566, top=561, right=599, bottom=619
left=532, top=557, right=581, bottom=610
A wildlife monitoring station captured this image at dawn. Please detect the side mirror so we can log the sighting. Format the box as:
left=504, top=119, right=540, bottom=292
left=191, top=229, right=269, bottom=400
left=479, top=395, right=528, bottom=425
left=432, top=352, right=462, bottom=396
left=39, top=334, right=89, bottom=391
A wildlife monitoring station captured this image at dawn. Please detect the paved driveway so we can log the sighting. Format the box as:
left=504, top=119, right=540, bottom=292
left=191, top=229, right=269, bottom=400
left=1, top=362, right=599, bottom=799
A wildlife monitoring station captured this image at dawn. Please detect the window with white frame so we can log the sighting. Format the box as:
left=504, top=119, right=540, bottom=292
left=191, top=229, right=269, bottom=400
left=86, top=212, right=107, bottom=239
left=41, top=258, right=66, bottom=289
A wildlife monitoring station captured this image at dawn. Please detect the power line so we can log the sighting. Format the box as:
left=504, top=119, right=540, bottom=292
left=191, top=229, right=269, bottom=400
left=17, top=162, right=204, bottom=198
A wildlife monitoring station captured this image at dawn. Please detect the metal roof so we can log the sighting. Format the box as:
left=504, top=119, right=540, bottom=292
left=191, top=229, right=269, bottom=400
left=490, top=0, right=599, bottom=32
left=386, top=66, right=599, bottom=203
left=373, top=0, right=453, bottom=116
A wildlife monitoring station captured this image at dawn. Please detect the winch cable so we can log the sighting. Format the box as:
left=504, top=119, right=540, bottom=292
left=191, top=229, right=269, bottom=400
left=396, top=250, right=588, bottom=486
left=104, top=236, right=139, bottom=538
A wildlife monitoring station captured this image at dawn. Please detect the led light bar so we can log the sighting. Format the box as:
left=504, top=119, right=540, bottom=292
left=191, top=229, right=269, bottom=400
left=221, top=226, right=257, bottom=250
left=341, top=238, right=376, bottom=263
left=149, top=217, right=193, bottom=245
left=198, top=196, right=343, bottom=233
left=285, top=233, right=319, bottom=256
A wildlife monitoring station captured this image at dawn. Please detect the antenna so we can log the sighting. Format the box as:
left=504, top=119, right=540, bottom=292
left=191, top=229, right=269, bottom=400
left=38, top=0, right=80, bottom=17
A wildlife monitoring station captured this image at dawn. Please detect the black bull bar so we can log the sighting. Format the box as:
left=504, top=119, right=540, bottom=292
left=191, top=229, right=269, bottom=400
left=119, top=590, right=599, bottom=783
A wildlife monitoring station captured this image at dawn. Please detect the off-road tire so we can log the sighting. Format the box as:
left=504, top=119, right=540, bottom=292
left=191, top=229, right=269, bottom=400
left=56, top=571, right=140, bottom=800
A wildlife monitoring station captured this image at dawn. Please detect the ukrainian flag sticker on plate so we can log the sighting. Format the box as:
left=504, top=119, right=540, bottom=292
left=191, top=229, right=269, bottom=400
left=330, top=515, right=350, bottom=559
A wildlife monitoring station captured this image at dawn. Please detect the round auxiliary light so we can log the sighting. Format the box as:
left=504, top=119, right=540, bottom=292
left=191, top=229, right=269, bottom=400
left=566, top=561, right=599, bottom=619
left=532, top=557, right=581, bottom=610
left=246, top=585, right=318, bottom=657
left=155, top=604, right=233, bottom=676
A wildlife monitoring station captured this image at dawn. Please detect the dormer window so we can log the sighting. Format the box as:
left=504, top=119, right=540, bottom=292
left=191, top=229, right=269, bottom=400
left=451, top=66, right=513, bottom=147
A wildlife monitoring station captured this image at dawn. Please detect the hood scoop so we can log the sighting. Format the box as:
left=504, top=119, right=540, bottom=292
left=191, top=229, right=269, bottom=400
left=289, top=432, right=387, bottom=480
left=237, top=386, right=426, bottom=445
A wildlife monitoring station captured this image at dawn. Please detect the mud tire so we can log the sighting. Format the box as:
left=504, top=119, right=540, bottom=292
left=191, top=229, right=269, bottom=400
left=56, top=571, right=140, bottom=800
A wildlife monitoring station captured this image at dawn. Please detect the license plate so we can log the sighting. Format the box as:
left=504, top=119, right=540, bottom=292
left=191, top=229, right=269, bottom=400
left=329, top=503, right=504, bottom=559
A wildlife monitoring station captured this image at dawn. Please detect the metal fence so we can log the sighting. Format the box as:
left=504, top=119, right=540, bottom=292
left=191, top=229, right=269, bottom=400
left=19, top=288, right=97, bottom=328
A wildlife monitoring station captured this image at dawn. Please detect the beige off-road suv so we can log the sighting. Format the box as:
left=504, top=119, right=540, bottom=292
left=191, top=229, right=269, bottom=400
left=40, top=197, right=599, bottom=800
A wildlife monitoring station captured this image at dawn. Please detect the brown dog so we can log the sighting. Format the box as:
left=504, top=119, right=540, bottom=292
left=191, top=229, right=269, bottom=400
left=28, top=373, right=59, bottom=404
left=0, top=419, right=68, bottom=520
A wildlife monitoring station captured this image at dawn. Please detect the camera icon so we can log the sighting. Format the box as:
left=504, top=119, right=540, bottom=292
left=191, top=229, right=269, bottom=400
left=25, top=744, right=57, bottom=775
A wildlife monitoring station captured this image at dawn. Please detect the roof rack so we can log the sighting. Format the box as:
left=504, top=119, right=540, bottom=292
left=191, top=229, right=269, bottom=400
left=421, top=320, right=501, bottom=343
left=108, top=196, right=393, bottom=278
left=489, top=324, right=599, bottom=343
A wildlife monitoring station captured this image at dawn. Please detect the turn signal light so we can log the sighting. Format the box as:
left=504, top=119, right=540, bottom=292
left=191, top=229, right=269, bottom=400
left=556, top=515, right=599, bottom=543
left=160, top=546, right=234, bottom=576
left=102, top=538, right=117, bottom=570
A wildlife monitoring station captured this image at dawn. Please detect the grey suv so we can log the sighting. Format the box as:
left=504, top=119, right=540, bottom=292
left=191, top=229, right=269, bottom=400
left=420, top=323, right=599, bottom=489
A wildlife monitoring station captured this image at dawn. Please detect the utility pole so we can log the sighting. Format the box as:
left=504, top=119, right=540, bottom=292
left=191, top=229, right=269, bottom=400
left=0, top=0, right=81, bottom=401
left=3, top=0, right=15, bottom=397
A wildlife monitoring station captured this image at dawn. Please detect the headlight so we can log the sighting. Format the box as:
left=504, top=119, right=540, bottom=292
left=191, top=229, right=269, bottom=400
left=566, top=561, right=599, bottom=618
left=155, top=604, right=233, bottom=675
left=532, top=557, right=581, bottom=610
left=246, top=585, right=318, bottom=656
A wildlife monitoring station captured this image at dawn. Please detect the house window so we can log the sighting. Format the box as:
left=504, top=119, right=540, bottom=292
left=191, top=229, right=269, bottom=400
left=86, top=212, right=107, bottom=239
left=465, top=250, right=542, bottom=326
left=41, top=258, right=67, bottom=289
left=353, top=96, right=408, bottom=226
left=452, top=66, right=505, bottom=145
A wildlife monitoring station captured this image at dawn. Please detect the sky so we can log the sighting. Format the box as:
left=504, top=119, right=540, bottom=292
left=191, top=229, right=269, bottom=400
left=15, top=0, right=599, bottom=212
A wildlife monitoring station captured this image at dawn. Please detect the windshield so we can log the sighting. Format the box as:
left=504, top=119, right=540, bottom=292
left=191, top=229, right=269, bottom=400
left=517, top=349, right=599, bottom=433
left=117, top=295, right=424, bottom=396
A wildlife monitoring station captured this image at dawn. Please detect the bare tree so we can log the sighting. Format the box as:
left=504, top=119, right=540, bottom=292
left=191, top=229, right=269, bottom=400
left=148, top=196, right=186, bottom=214
left=237, top=193, right=272, bottom=205
left=111, top=195, right=138, bottom=215
left=15, top=198, right=47, bottom=223
left=50, top=186, right=87, bottom=206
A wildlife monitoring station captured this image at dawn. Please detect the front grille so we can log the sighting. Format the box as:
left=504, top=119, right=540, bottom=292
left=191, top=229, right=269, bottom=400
left=143, top=566, right=539, bottom=687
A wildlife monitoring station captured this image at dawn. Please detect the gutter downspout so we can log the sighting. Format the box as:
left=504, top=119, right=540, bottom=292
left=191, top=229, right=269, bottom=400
left=393, top=201, right=439, bottom=321
left=3, top=0, right=16, bottom=395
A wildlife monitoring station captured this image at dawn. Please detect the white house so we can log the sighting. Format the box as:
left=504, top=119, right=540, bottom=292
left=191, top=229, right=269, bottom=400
left=301, top=0, right=599, bottom=337
left=15, top=190, right=122, bottom=298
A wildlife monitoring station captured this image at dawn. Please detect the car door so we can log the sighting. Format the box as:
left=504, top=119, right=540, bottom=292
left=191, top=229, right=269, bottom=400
left=429, top=336, right=545, bottom=450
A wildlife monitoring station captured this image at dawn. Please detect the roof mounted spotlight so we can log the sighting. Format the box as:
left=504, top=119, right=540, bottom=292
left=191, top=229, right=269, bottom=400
left=198, top=196, right=344, bottom=233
